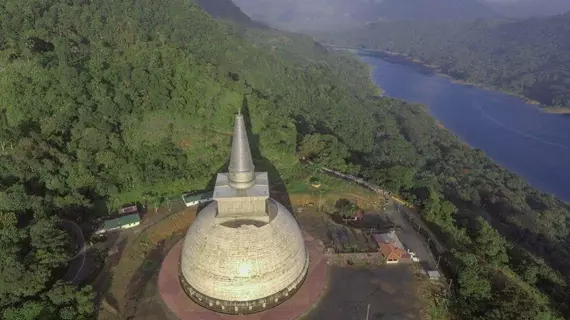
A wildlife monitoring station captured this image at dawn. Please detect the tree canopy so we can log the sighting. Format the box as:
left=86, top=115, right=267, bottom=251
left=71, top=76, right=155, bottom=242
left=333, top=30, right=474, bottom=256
left=1, top=0, right=570, bottom=318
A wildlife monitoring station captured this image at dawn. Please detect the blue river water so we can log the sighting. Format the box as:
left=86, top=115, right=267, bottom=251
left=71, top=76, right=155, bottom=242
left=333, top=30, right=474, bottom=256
left=359, top=53, right=570, bottom=201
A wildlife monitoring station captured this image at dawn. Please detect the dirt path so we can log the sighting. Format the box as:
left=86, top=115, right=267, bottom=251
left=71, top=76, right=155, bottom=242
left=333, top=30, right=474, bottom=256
left=62, top=219, right=89, bottom=284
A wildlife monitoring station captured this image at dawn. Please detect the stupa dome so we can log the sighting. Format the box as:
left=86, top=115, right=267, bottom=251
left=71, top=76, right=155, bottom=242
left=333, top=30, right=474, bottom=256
left=179, top=113, right=309, bottom=314
left=180, top=199, right=308, bottom=304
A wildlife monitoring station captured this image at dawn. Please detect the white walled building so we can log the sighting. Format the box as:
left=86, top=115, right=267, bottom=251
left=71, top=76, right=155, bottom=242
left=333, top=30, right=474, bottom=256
left=95, top=213, right=140, bottom=235
left=182, top=192, right=214, bottom=207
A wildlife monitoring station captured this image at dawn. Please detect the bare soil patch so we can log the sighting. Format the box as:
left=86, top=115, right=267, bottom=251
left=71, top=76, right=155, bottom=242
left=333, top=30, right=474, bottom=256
left=304, top=265, right=422, bottom=320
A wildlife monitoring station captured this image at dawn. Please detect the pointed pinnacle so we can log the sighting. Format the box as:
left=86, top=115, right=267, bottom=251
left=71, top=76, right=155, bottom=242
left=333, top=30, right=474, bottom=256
left=228, top=114, right=255, bottom=189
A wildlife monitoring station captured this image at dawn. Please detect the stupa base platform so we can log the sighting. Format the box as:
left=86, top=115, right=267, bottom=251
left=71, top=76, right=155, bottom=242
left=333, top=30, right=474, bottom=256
left=158, top=232, right=328, bottom=320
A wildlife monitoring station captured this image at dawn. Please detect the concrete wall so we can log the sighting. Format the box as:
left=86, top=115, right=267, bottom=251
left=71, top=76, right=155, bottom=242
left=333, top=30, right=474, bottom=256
left=180, top=261, right=308, bottom=315
left=325, top=252, right=385, bottom=265
left=217, top=197, right=267, bottom=217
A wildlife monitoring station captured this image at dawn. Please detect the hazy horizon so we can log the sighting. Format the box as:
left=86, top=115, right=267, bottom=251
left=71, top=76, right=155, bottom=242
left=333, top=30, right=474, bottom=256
left=232, top=0, right=570, bottom=32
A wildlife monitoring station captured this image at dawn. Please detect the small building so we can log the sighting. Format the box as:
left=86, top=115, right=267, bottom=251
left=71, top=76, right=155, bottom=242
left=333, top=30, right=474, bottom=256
left=421, top=269, right=442, bottom=280
left=373, top=230, right=408, bottom=264
left=95, top=213, right=141, bottom=235
left=427, top=270, right=441, bottom=280
left=182, top=191, right=214, bottom=207
left=119, top=204, right=138, bottom=215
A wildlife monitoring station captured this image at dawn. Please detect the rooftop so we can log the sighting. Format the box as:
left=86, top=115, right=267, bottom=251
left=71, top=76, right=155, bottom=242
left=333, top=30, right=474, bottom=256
left=373, top=230, right=405, bottom=251
left=119, top=205, right=138, bottom=214
left=182, top=191, right=214, bottom=203
left=103, top=213, right=140, bottom=230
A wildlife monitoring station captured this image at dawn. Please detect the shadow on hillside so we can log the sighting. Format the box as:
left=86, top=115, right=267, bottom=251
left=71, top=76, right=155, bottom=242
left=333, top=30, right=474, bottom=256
left=123, top=240, right=167, bottom=317
left=200, top=96, right=293, bottom=216
left=242, top=96, right=294, bottom=215
left=93, top=236, right=129, bottom=313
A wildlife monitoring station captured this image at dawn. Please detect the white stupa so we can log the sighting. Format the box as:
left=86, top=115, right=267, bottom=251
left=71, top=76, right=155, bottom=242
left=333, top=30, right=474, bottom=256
left=179, top=112, right=309, bottom=315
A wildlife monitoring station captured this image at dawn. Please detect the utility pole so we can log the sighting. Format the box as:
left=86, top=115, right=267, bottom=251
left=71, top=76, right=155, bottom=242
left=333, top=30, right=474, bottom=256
left=365, top=304, right=370, bottom=320
left=436, top=255, right=442, bottom=269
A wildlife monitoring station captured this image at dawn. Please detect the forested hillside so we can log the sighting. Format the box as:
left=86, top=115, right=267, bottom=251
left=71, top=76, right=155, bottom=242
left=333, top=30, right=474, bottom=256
left=320, top=12, right=570, bottom=108
left=1, top=0, right=570, bottom=319
left=194, top=0, right=267, bottom=28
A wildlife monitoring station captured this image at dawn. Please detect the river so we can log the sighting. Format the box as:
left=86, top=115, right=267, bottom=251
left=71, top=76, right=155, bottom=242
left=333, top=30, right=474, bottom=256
left=359, top=52, right=570, bottom=201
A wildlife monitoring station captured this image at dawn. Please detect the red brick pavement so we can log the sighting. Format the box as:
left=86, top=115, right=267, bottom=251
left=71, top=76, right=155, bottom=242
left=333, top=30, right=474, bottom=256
left=158, top=232, right=328, bottom=320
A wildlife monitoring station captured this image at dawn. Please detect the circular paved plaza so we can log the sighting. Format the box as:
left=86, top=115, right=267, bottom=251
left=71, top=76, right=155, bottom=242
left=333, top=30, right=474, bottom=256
left=158, top=232, right=328, bottom=320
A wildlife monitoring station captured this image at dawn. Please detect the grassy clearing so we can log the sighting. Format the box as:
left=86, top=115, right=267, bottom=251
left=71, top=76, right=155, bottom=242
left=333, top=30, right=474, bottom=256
left=290, top=175, right=384, bottom=253
left=289, top=177, right=382, bottom=212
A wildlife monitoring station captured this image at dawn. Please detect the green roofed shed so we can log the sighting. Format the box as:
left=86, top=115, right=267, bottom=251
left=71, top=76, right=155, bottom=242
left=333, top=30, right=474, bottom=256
left=182, top=191, right=214, bottom=207
left=102, top=213, right=141, bottom=231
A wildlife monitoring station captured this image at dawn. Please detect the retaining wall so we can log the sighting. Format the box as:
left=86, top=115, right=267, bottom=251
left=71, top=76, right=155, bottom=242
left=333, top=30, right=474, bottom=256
left=325, top=252, right=384, bottom=265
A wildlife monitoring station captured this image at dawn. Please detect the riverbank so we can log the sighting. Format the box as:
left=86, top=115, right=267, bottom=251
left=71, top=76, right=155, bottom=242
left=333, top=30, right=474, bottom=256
left=330, top=46, right=384, bottom=97
left=366, top=62, right=384, bottom=97
left=542, top=106, right=570, bottom=114
left=354, top=48, right=570, bottom=114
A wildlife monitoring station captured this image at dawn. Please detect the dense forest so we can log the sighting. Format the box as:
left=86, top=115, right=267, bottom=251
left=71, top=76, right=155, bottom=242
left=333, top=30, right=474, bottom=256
left=1, top=0, right=570, bottom=319
left=320, top=12, right=570, bottom=108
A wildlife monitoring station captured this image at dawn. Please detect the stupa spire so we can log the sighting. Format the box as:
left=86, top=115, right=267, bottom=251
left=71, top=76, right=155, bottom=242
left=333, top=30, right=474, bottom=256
left=228, top=113, right=255, bottom=189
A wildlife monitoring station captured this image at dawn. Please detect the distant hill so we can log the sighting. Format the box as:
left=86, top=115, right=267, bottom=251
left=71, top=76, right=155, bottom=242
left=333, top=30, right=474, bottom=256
left=489, top=0, right=570, bottom=18
left=194, top=0, right=267, bottom=28
left=377, top=0, right=498, bottom=21
left=231, top=0, right=498, bottom=32
left=321, top=11, right=570, bottom=107
left=230, top=0, right=375, bottom=32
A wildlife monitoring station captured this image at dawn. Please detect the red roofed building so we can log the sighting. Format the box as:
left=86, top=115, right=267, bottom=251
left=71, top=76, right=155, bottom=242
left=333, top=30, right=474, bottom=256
left=373, top=231, right=409, bottom=264
left=119, top=205, right=138, bottom=215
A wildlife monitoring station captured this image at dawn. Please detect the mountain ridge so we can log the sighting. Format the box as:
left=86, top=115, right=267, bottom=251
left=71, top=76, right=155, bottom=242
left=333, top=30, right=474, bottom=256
left=489, top=0, right=570, bottom=18
left=320, top=12, right=570, bottom=108
left=231, top=0, right=499, bottom=32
